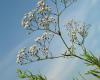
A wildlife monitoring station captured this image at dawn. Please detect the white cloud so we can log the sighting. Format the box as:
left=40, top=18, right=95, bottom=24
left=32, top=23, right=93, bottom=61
left=47, top=59, right=78, bottom=80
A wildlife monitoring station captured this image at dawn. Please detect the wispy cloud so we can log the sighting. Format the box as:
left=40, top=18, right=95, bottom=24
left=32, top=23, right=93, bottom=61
left=47, top=59, right=78, bottom=80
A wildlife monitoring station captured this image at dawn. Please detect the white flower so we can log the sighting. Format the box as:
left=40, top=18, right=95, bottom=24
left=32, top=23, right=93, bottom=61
left=16, top=53, right=23, bottom=64
left=35, top=36, right=42, bottom=42
left=43, top=47, right=48, bottom=53
left=37, top=0, right=45, bottom=7
left=35, top=32, right=51, bottom=43
left=21, top=20, right=31, bottom=29
left=65, top=19, right=78, bottom=29
left=28, top=45, right=38, bottom=56
left=65, top=19, right=90, bottom=43
left=38, top=16, right=49, bottom=28
left=37, top=0, right=50, bottom=14
left=41, top=47, right=48, bottom=57
left=41, top=32, right=48, bottom=39
left=78, top=23, right=90, bottom=37
left=65, top=19, right=79, bottom=42
left=18, top=48, right=26, bottom=53
left=21, top=11, right=35, bottom=29
left=16, top=48, right=26, bottom=64
left=49, top=16, right=56, bottom=23
left=27, top=11, right=35, bottom=21
left=38, top=16, right=56, bottom=28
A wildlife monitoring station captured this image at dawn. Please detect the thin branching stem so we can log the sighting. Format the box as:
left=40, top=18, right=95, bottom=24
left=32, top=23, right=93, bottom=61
left=24, top=53, right=92, bottom=65
left=55, top=0, right=70, bottom=49
left=29, top=28, right=59, bottom=35
left=52, top=0, right=93, bottom=65
left=27, top=0, right=92, bottom=66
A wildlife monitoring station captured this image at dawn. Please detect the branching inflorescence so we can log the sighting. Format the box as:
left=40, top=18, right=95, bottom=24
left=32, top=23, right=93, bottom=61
left=16, top=0, right=100, bottom=80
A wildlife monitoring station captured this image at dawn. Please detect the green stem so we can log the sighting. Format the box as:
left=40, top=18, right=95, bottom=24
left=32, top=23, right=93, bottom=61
left=25, top=54, right=91, bottom=65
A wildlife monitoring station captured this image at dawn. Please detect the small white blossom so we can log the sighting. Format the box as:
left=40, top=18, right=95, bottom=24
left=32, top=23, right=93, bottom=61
left=16, top=48, right=26, bottom=64
left=35, top=36, right=42, bottom=42
left=35, top=32, right=51, bottom=43
left=49, top=16, right=56, bottom=23
left=28, top=45, right=38, bottom=56
left=65, top=19, right=90, bottom=43
left=16, top=54, right=24, bottom=64
left=37, top=0, right=45, bottom=7
left=65, top=19, right=78, bottom=30
left=65, top=19, right=78, bottom=41
left=38, top=16, right=56, bottom=28
left=18, top=48, right=25, bottom=53
left=21, top=20, right=31, bottom=29
left=41, top=32, right=48, bottom=40
left=37, top=0, right=50, bottom=14
left=27, top=11, right=34, bottom=21
left=43, top=47, right=48, bottom=54
left=21, top=11, right=35, bottom=29
left=78, top=23, right=89, bottom=37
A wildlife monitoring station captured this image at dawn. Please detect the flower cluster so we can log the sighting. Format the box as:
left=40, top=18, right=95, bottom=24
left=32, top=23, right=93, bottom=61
left=41, top=47, right=48, bottom=55
left=16, top=45, right=39, bottom=65
left=34, top=32, right=53, bottom=58
left=78, top=24, right=89, bottom=38
left=35, top=32, right=52, bottom=43
left=37, top=0, right=50, bottom=14
left=38, top=16, right=56, bottom=29
left=21, top=10, right=35, bottom=29
left=16, top=48, right=27, bottom=65
left=28, top=45, right=38, bottom=56
left=65, top=19, right=78, bottom=42
left=65, top=19, right=90, bottom=44
left=21, top=0, right=57, bottom=32
left=16, top=42, right=50, bottom=65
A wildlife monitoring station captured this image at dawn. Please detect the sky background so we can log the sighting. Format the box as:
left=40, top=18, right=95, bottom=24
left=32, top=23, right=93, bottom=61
left=0, top=0, right=100, bottom=80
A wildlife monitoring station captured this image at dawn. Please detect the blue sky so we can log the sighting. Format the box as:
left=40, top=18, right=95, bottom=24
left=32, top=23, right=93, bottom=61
left=0, top=0, right=100, bottom=80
